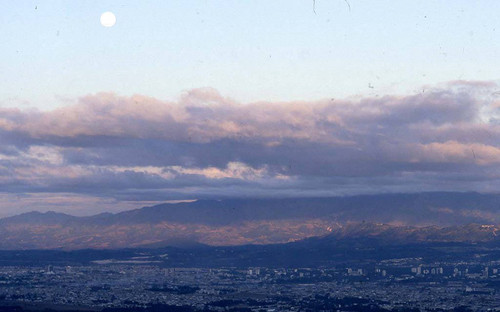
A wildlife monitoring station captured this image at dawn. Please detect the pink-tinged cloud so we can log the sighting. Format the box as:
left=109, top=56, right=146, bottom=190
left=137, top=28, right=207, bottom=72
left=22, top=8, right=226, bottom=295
left=0, top=81, right=499, bottom=214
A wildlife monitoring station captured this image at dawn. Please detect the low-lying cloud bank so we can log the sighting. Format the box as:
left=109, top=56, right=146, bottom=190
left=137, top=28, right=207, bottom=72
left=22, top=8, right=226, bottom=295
left=0, top=81, right=499, bottom=215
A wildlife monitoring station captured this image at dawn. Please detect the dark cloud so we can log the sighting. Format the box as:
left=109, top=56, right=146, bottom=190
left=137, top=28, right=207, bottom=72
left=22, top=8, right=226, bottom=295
left=0, top=82, right=499, bottom=214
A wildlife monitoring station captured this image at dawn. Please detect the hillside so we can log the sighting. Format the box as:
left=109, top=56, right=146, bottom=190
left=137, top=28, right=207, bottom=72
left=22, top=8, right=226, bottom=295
left=0, top=192, right=498, bottom=249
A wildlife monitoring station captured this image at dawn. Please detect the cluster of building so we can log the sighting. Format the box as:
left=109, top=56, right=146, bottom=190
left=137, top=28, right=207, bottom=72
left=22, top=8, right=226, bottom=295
left=0, top=259, right=498, bottom=311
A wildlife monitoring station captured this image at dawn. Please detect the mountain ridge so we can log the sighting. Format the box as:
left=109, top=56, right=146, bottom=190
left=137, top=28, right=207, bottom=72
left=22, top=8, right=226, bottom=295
left=3, top=191, right=499, bottom=224
left=0, top=192, right=498, bottom=250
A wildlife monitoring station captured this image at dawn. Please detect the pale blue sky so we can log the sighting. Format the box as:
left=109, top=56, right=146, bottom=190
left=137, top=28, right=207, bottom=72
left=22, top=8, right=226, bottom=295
left=1, top=0, right=499, bottom=109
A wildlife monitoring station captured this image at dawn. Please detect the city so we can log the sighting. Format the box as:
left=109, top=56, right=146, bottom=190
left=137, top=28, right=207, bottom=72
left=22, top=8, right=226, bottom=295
left=1, top=1, right=500, bottom=311
left=0, top=256, right=499, bottom=311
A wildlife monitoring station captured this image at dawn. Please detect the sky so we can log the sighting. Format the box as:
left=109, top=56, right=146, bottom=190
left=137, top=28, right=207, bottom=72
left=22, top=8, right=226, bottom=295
left=0, top=1, right=499, bottom=216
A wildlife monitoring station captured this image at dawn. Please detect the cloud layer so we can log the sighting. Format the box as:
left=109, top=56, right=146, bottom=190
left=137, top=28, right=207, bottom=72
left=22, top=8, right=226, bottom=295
left=1, top=81, right=499, bottom=215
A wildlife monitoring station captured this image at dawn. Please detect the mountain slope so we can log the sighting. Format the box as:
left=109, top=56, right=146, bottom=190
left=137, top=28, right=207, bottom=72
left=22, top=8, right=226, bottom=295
left=0, top=192, right=498, bottom=250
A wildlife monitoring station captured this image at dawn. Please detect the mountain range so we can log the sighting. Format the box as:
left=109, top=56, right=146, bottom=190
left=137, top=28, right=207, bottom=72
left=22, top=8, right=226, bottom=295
left=0, top=192, right=499, bottom=250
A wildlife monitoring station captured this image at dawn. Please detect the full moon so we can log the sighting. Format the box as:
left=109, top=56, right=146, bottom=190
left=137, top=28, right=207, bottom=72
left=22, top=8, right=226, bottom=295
left=100, top=12, right=116, bottom=27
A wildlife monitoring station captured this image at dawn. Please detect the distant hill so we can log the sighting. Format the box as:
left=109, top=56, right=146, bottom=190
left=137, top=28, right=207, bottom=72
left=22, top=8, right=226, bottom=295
left=85, top=192, right=500, bottom=226
left=301, top=222, right=500, bottom=246
left=0, top=192, right=498, bottom=250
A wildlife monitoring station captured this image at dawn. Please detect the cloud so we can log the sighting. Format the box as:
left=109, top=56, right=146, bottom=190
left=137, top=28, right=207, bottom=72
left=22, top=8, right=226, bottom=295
left=0, top=82, right=499, bottom=214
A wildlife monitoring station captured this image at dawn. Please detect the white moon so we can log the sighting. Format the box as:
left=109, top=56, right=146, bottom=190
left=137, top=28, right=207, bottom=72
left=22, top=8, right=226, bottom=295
left=100, top=12, right=116, bottom=27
